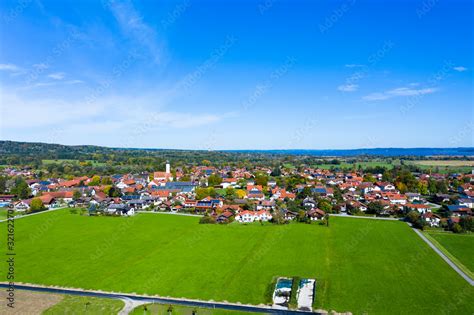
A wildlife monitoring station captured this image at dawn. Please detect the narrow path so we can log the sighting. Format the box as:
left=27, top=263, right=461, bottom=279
left=137, top=211, right=203, bottom=217
left=0, top=283, right=316, bottom=314
left=119, top=296, right=149, bottom=315
left=329, top=213, right=399, bottom=221
left=0, top=206, right=67, bottom=223
left=410, top=227, right=474, bottom=286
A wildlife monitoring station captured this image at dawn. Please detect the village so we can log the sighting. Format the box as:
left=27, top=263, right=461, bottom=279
left=1, top=161, right=473, bottom=232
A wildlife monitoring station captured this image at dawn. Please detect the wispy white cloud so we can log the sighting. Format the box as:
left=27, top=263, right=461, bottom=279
left=107, top=0, right=164, bottom=65
left=453, top=66, right=468, bottom=72
left=47, top=72, right=66, bottom=80
left=0, top=89, right=226, bottom=131
left=0, top=63, right=25, bottom=76
left=338, top=83, right=359, bottom=92
left=33, top=63, right=49, bottom=70
left=345, top=64, right=364, bottom=68
left=0, top=63, right=21, bottom=72
left=65, top=79, right=83, bottom=84
left=363, top=86, right=438, bottom=101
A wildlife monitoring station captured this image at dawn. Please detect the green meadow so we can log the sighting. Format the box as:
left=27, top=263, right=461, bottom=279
left=42, top=159, right=106, bottom=166
left=313, top=160, right=400, bottom=170
left=130, top=304, right=259, bottom=315
left=1, top=210, right=473, bottom=314
left=425, top=231, right=474, bottom=277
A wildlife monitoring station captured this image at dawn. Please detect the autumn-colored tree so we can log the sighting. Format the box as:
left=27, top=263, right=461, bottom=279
left=88, top=175, right=101, bottom=186
left=235, top=189, right=247, bottom=199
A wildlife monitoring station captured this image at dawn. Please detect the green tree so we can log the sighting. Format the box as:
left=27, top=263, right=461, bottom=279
left=367, top=201, right=384, bottom=215
left=225, top=187, right=236, bottom=199
left=417, top=181, right=428, bottom=195
left=452, top=223, right=462, bottom=233
left=436, top=180, right=448, bottom=194
left=12, top=177, right=30, bottom=199
left=428, top=179, right=438, bottom=194
left=363, top=174, right=376, bottom=183
left=297, top=210, right=307, bottom=222
left=29, top=198, right=45, bottom=213
left=406, top=210, right=420, bottom=224
left=459, top=216, right=473, bottom=232
left=318, top=199, right=332, bottom=213
left=0, top=175, right=7, bottom=193
left=255, top=173, right=269, bottom=187
left=199, top=215, right=216, bottom=224
left=101, top=176, right=112, bottom=185
left=297, top=187, right=312, bottom=199
left=207, top=174, right=222, bottom=186
left=73, top=190, right=81, bottom=200
left=270, top=167, right=281, bottom=177
left=88, top=175, right=101, bottom=186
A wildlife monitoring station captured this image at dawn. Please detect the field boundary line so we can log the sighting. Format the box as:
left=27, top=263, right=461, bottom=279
left=329, top=214, right=400, bottom=221
left=137, top=211, right=203, bottom=217
left=0, top=206, right=67, bottom=223
left=410, top=227, right=474, bottom=286
left=423, top=232, right=474, bottom=279
left=0, top=283, right=319, bottom=314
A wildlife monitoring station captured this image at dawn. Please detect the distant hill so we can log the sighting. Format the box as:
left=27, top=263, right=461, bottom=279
left=1, top=140, right=473, bottom=157
left=227, top=148, right=474, bottom=157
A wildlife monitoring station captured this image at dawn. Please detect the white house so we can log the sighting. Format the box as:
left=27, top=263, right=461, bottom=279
left=235, top=210, right=256, bottom=223
left=255, top=210, right=272, bottom=221
left=459, top=198, right=474, bottom=209
left=14, top=201, right=29, bottom=212
left=423, top=212, right=441, bottom=227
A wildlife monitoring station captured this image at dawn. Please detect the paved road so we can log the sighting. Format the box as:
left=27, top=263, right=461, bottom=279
left=118, top=296, right=149, bottom=315
left=137, top=211, right=203, bottom=217
left=0, top=206, right=67, bottom=223
left=410, top=228, right=474, bottom=286
left=329, top=213, right=400, bottom=221
left=0, top=283, right=317, bottom=314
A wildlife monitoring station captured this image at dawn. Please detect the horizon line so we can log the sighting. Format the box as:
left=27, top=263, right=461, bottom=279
left=1, top=140, right=473, bottom=152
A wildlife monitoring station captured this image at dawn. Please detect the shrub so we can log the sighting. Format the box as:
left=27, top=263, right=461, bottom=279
left=452, top=223, right=462, bottom=233
left=199, top=215, right=216, bottom=224
left=29, top=198, right=45, bottom=213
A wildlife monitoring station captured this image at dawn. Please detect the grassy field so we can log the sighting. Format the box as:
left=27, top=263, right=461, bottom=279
left=313, top=160, right=399, bottom=170
left=43, top=295, right=124, bottom=314
left=131, top=304, right=260, bottom=315
left=425, top=231, right=474, bottom=277
left=412, top=160, right=474, bottom=167
left=0, top=208, right=8, bottom=220
left=1, top=209, right=473, bottom=314
left=409, top=160, right=474, bottom=174
left=42, top=159, right=106, bottom=166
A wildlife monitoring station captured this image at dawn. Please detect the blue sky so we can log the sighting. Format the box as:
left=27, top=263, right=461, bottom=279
left=0, top=0, right=472, bottom=150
